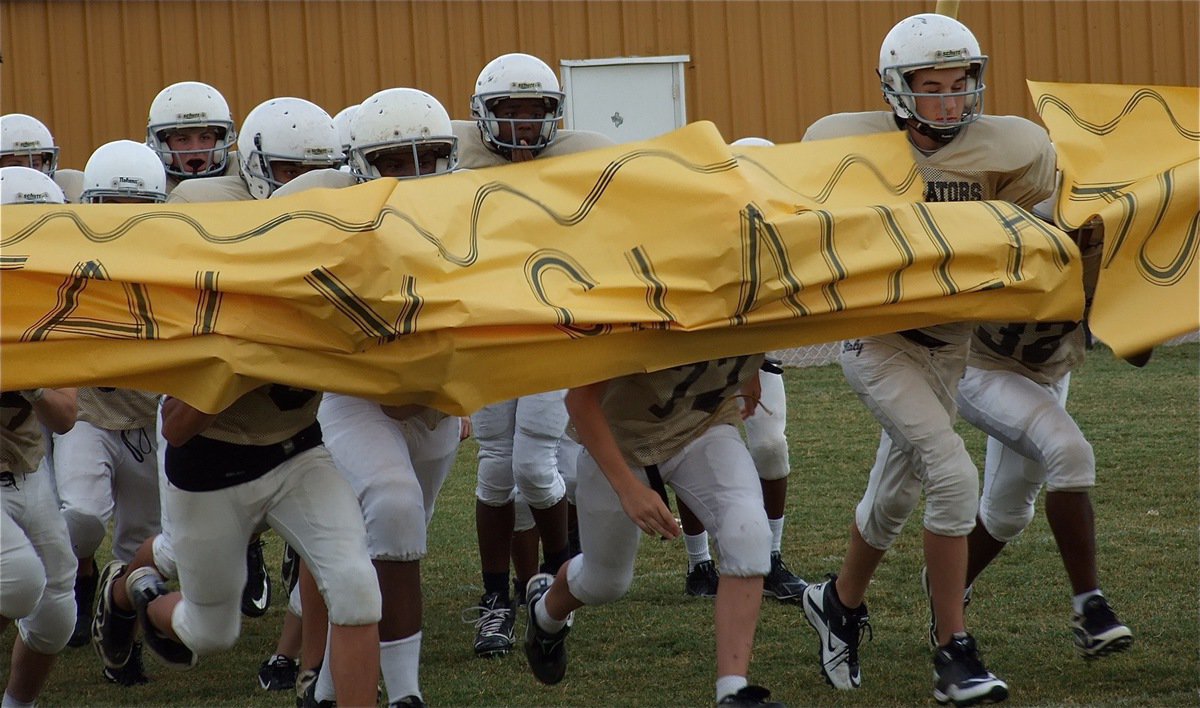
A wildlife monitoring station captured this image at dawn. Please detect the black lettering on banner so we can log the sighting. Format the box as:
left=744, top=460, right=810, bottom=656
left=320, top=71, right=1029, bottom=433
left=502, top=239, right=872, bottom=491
left=524, top=249, right=609, bottom=338
left=193, top=271, right=222, bottom=336
left=304, top=266, right=421, bottom=341
left=266, top=385, right=318, bottom=412
left=647, top=355, right=753, bottom=419
left=24, top=261, right=157, bottom=342
left=734, top=203, right=806, bottom=325
left=1136, top=169, right=1198, bottom=287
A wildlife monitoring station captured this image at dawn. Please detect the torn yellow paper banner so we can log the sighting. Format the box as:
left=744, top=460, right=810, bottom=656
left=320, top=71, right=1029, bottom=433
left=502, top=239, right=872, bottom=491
left=1030, top=81, right=1199, bottom=356
left=1, top=121, right=1082, bottom=414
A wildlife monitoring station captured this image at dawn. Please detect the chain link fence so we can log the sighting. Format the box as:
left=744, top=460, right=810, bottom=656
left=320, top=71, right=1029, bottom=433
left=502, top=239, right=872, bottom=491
left=777, top=330, right=1199, bottom=369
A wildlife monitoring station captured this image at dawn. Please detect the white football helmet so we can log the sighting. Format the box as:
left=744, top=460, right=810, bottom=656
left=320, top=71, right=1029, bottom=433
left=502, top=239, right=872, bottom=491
left=1, top=165, right=66, bottom=205
left=0, top=114, right=60, bottom=176
left=731, top=137, right=775, bottom=147
left=237, top=97, right=344, bottom=199
left=332, top=105, right=360, bottom=155
left=349, top=88, right=458, bottom=181
left=146, top=81, right=237, bottom=179
left=470, top=53, right=565, bottom=155
left=81, top=140, right=168, bottom=204
left=878, top=13, right=987, bottom=141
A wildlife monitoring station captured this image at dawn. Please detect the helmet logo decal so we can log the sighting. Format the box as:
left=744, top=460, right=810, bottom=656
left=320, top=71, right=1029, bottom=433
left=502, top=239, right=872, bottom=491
left=934, top=48, right=969, bottom=60
left=176, top=111, right=209, bottom=120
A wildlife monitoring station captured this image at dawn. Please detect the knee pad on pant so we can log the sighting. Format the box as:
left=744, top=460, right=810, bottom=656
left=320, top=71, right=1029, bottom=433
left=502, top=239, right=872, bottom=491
left=979, top=497, right=1037, bottom=544
left=855, top=482, right=922, bottom=550
left=0, top=555, right=46, bottom=620
left=173, top=600, right=242, bottom=655
left=747, top=436, right=789, bottom=481
left=360, top=475, right=429, bottom=562
left=18, top=587, right=75, bottom=654
left=474, top=475, right=516, bottom=508
left=921, top=457, right=980, bottom=538
left=322, top=558, right=383, bottom=627
left=62, top=508, right=107, bottom=559
left=152, top=534, right=179, bottom=581
left=565, top=553, right=632, bottom=606
left=714, top=507, right=772, bottom=577
left=1044, top=439, right=1096, bottom=491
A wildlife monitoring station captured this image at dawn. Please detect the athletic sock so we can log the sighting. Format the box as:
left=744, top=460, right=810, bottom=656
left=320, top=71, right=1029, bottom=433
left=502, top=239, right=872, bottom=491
left=533, top=595, right=568, bottom=634
left=716, top=675, right=749, bottom=704
left=684, top=531, right=711, bottom=571
left=381, top=632, right=422, bottom=704
left=768, top=516, right=785, bottom=554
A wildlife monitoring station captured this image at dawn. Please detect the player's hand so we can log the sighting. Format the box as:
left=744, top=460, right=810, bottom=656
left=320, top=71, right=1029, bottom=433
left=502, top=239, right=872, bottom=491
left=459, top=416, right=473, bottom=440
left=511, top=139, right=535, bottom=163
left=616, top=483, right=681, bottom=540
left=739, top=373, right=762, bottom=419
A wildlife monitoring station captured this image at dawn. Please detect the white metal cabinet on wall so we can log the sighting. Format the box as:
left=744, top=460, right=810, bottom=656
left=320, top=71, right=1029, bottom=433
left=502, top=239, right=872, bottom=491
left=560, top=55, right=689, bottom=144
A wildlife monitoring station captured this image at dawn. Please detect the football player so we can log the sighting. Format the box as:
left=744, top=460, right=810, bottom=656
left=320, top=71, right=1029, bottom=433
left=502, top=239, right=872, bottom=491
left=798, top=13, right=1054, bottom=706
left=1, top=166, right=78, bottom=708
left=523, top=355, right=784, bottom=707
left=52, top=141, right=167, bottom=686
left=272, top=87, right=464, bottom=708
left=90, top=98, right=382, bottom=707
left=678, top=138, right=808, bottom=605
left=145, top=81, right=239, bottom=190
left=0, top=113, right=83, bottom=202
left=455, top=52, right=614, bottom=659
left=953, top=200, right=1133, bottom=659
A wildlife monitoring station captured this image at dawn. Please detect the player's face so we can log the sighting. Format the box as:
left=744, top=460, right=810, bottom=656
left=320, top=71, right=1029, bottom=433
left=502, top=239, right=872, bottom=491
left=165, top=127, right=221, bottom=175
left=908, top=66, right=970, bottom=125
left=269, top=160, right=324, bottom=185
left=370, top=145, right=444, bottom=179
left=490, top=97, right=547, bottom=146
left=0, top=153, right=45, bottom=170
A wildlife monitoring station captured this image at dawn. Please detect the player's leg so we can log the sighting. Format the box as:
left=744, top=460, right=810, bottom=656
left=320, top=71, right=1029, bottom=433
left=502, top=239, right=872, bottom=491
left=513, top=391, right=570, bottom=575
left=471, top=399, right=519, bottom=655
left=267, top=446, right=380, bottom=707
left=745, top=368, right=806, bottom=602
left=668, top=424, right=775, bottom=704
left=2, top=469, right=75, bottom=705
left=51, top=421, right=118, bottom=647
left=524, top=443, right=643, bottom=685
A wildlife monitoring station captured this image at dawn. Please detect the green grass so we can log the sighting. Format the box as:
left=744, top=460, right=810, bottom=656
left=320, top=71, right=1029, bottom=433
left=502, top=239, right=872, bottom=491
left=12, top=344, right=1199, bottom=707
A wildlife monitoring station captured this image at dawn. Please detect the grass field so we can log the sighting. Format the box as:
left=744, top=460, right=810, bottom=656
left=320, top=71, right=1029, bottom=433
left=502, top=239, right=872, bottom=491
left=12, top=343, right=1199, bottom=707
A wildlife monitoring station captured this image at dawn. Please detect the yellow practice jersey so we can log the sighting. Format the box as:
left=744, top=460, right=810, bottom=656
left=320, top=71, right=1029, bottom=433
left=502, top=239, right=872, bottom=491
left=201, top=384, right=321, bottom=446
left=452, top=120, right=614, bottom=168
left=803, top=112, right=1057, bottom=346
left=77, top=388, right=159, bottom=431
left=1, top=392, right=44, bottom=474
left=600, top=353, right=764, bottom=467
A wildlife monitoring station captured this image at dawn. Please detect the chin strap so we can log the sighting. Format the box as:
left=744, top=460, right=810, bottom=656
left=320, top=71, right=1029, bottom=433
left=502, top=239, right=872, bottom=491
left=906, top=117, right=961, bottom=145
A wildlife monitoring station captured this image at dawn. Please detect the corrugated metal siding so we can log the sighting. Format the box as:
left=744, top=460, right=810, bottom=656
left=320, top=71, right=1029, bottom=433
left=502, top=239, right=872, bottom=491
left=3, top=0, right=1196, bottom=169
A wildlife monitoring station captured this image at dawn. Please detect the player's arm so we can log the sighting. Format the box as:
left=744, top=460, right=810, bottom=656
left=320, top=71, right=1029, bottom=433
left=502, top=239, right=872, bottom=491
left=24, top=387, right=77, bottom=434
left=739, top=368, right=763, bottom=420
left=161, top=396, right=218, bottom=446
left=565, top=381, right=680, bottom=540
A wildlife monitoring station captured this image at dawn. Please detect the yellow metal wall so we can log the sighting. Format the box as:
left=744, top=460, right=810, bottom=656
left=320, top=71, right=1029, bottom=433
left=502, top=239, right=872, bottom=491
left=3, top=0, right=1196, bottom=169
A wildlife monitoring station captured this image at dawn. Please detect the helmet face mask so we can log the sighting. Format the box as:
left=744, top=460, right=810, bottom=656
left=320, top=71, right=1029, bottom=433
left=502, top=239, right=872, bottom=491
left=146, top=81, right=237, bottom=179
left=81, top=140, right=168, bottom=204
left=0, top=114, right=61, bottom=177
left=470, top=53, right=564, bottom=155
left=878, top=13, right=988, bottom=142
left=237, top=97, right=344, bottom=199
left=349, top=88, right=458, bottom=181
